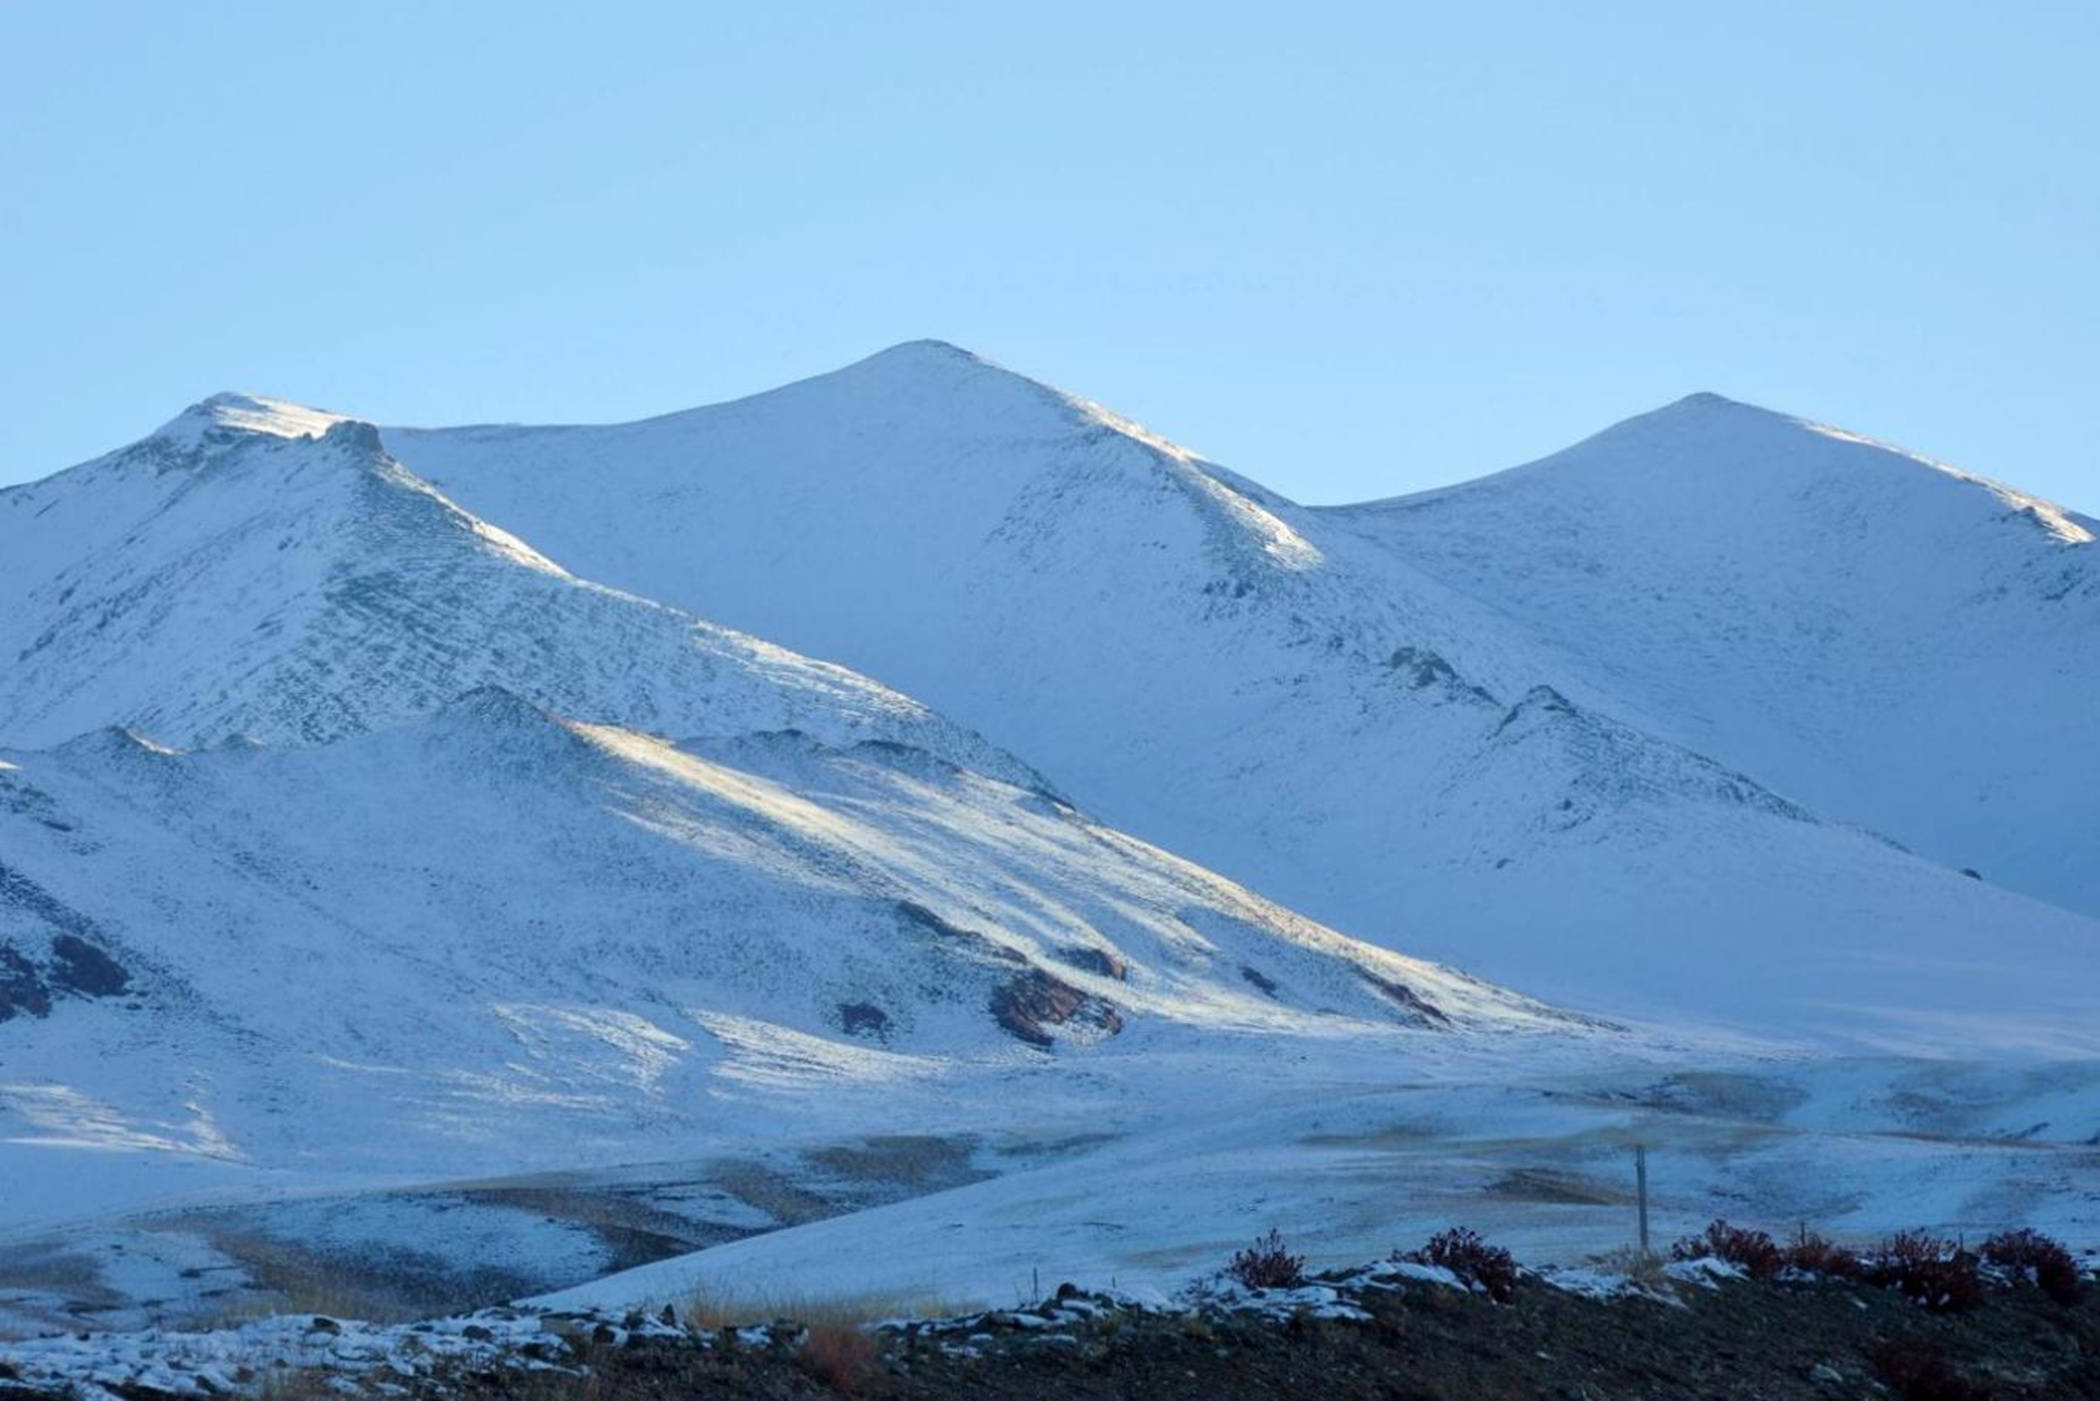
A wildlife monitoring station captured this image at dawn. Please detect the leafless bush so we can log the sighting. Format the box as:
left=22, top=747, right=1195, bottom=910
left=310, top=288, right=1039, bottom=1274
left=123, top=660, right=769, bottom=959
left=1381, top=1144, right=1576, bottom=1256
left=1784, top=1227, right=1862, bottom=1279
left=1227, top=1229, right=1306, bottom=1290
left=1405, top=1227, right=1517, bottom=1303
left=1868, top=1232, right=1983, bottom=1314
left=1672, top=1220, right=1784, bottom=1280
left=1981, top=1228, right=2083, bottom=1306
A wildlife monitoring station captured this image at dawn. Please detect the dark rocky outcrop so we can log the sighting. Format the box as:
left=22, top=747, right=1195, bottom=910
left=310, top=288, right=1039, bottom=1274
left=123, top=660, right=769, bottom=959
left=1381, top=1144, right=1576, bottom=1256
left=1055, top=945, right=1128, bottom=981
left=1387, top=646, right=1498, bottom=705
left=0, top=863, right=133, bottom=1021
left=989, top=968, right=1122, bottom=1050
left=894, top=900, right=1026, bottom=964
left=1356, top=970, right=1452, bottom=1028
left=837, top=1002, right=891, bottom=1038
left=50, top=933, right=129, bottom=997
left=0, top=944, right=53, bottom=1021
left=0, top=934, right=131, bottom=1023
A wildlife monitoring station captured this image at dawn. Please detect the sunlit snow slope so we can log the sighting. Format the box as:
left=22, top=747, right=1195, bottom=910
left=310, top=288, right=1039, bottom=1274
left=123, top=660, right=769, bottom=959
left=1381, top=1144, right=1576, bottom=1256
left=382, top=345, right=2100, bottom=1044
left=0, top=692, right=1565, bottom=1223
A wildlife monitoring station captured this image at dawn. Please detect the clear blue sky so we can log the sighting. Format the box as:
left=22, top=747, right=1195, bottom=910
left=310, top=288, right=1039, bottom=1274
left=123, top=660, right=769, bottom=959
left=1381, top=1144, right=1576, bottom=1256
left=3, top=3, right=2094, bottom=508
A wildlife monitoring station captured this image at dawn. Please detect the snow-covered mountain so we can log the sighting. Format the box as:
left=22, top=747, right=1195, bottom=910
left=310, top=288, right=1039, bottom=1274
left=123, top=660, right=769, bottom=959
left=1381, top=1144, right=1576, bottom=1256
left=0, top=690, right=1568, bottom=1217
left=380, top=343, right=2100, bottom=1044
left=3, top=352, right=2096, bottom=1334
left=0, top=393, right=1579, bottom=1230
left=0, top=394, right=1035, bottom=787
left=1326, top=392, right=2100, bottom=919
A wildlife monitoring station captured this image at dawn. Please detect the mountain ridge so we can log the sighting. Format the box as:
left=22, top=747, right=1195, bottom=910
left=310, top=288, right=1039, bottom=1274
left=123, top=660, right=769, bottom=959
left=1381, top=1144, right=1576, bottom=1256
left=0, top=403, right=1049, bottom=793
left=361, top=347, right=2100, bottom=1037
left=0, top=683, right=1581, bottom=1222
left=7, top=354, right=2093, bottom=1042
left=1348, top=387, right=2095, bottom=546
left=1325, top=377, right=2098, bottom=914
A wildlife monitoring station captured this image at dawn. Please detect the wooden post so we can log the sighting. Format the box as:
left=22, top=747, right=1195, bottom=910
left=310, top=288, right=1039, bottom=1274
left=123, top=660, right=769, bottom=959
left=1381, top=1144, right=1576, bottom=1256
left=1635, top=1143, right=1651, bottom=1255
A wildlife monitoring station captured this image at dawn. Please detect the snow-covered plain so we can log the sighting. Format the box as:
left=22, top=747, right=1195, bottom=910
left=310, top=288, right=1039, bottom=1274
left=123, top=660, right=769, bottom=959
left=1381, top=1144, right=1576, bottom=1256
left=536, top=1053, right=2100, bottom=1317
left=0, top=355, right=2094, bottom=1355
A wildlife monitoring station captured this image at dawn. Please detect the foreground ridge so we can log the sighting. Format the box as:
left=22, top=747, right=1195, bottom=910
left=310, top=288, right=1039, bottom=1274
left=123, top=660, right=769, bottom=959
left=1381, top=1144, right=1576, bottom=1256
left=4, top=1233, right=2092, bottom=1399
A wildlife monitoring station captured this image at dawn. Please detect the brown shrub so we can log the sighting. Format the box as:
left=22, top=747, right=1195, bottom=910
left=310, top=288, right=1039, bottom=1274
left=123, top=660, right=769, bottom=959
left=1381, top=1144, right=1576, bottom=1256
left=1671, top=1220, right=1784, bottom=1280
left=1868, top=1233, right=1984, bottom=1314
left=1405, top=1227, right=1518, bottom=1303
left=1785, top=1228, right=1863, bottom=1279
left=1981, top=1228, right=2083, bottom=1306
left=1227, top=1229, right=1306, bottom=1290
left=799, top=1322, right=877, bottom=1393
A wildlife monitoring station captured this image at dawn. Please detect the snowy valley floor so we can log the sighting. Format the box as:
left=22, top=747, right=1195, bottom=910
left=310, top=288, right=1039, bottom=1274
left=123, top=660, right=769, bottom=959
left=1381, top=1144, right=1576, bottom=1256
left=3, top=1039, right=2096, bottom=1390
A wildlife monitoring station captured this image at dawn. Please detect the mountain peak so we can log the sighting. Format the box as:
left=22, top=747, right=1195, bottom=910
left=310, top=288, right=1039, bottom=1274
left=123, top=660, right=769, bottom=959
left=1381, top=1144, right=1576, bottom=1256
left=1593, top=396, right=2092, bottom=544
left=150, top=393, right=348, bottom=450
left=674, top=338, right=1085, bottom=441
left=1639, top=389, right=1808, bottom=427
left=879, top=336, right=974, bottom=356
left=859, top=338, right=988, bottom=368
left=1667, top=390, right=1746, bottom=411
left=820, top=339, right=1031, bottom=398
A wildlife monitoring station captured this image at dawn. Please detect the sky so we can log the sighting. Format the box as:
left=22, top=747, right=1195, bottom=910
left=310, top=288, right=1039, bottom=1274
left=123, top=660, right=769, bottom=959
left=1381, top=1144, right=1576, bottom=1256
left=2, top=3, right=2095, bottom=509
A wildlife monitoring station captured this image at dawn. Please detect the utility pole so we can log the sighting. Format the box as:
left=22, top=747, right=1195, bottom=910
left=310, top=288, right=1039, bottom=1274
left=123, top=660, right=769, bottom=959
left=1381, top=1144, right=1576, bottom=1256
left=1635, top=1143, right=1651, bottom=1256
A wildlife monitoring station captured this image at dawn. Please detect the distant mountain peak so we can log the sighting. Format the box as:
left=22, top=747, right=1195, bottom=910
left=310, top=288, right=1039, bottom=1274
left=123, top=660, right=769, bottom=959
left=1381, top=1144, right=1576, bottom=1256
left=868, top=337, right=982, bottom=363
left=817, top=339, right=1046, bottom=403
left=150, top=392, right=348, bottom=449
left=1656, top=390, right=1798, bottom=420
left=1637, top=397, right=2093, bottom=545
left=820, top=339, right=1005, bottom=386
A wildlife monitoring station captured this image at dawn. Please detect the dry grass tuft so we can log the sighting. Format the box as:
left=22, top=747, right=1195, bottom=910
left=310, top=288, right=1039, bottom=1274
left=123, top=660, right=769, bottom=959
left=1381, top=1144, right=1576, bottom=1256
left=676, top=1284, right=969, bottom=1333
left=799, top=1321, right=879, bottom=1393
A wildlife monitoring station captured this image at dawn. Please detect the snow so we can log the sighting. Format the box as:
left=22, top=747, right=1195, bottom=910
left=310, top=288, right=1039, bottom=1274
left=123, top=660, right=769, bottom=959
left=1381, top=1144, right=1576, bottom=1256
left=0, top=1305, right=651, bottom=1398
left=150, top=392, right=350, bottom=450
left=532, top=1055, right=2100, bottom=1317
left=1, top=345, right=2093, bottom=1354
left=0, top=407, right=1040, bottom=791
left=377, top=344, right=2100, bottom=1048
left=0, top=682, right=1578, bottom=1238
left=1326, top=391, right=2099, bottom=919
